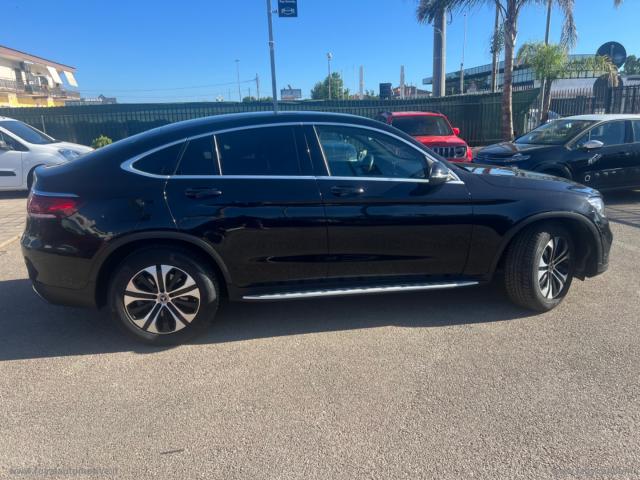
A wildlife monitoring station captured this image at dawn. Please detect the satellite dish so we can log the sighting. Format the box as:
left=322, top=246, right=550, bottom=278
left=597, top=41, right=627, bottom=68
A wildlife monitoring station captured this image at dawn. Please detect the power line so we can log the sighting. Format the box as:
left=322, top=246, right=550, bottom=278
left=78, top=78, right=256, bottom=93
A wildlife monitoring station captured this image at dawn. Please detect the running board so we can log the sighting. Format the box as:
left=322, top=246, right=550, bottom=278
left=242, top=280, right=479, bottom=301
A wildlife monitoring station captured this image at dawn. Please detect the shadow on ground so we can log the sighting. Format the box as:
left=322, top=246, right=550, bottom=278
left=604, top=189, right=640, bottom=229
left=0, top=278, right=534, bottom=362
left=0, top=191, right=28, bottom=200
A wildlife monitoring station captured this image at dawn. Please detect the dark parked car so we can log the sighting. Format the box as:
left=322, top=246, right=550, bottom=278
left=475, top=114, right=640, bottom=191
left=23, top=112, right=612, bottom=344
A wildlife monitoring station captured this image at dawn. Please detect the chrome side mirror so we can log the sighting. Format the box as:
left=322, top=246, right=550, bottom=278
left=582, top=140, right=604, bottom=150
left=429, top=162, right=451, bottom=186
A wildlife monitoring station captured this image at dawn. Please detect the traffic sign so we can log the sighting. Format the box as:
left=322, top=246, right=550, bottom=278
left=597, top=41, right=627, bottom=68
left=278, top=0, right=297, bottom=17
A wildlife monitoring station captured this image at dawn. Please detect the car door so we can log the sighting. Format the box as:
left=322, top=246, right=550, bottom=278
left=0, top=130, right=24, bottom=188
left=629, top=119, right=640, bottom=187
left=164, top=125, right=328, bottom=289
left=572, top=120, right=633, bottom=189
left=309, top=124, right=473, bottom=280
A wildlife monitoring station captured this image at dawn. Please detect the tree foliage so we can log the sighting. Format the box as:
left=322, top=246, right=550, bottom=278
left=517, top=42, right=568, bottom=82
left=311, top=72, right=350, bottom=100
left=623, top=55, right=640, bottom=75
left=91, top=135, right=112, bottom=149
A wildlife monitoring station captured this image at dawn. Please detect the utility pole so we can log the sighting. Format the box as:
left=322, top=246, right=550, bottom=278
left=432, top=8, right=447, bottom=97
left=327, top=52, right=333, bottom=100
left=235, top=59, right=241, bottom=101
left=544, top=0, right=552, bottom=45
left=459, top=12, right=467, bottom=94
left=400, top=65, right=405, bottom=99
left=490, top=3, right=500, bottom=93
left=255, top=74, right=260, bottom=100
left=359, top=65, right=364, bottom=99
left=266, top=0, right=278, bottom=112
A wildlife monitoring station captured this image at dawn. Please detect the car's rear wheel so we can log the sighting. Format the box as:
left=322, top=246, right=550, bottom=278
left=504, top=224, right=575, bottom=312
left=108, top=247, right=219, bottom=345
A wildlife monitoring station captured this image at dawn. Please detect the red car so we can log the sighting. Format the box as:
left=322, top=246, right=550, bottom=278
left=377, top=111, right=473, bottom=162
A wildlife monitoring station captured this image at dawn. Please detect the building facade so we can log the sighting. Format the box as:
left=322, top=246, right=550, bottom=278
left=0, top=45, right=80, bottom=107
left=422, top=54, right=599, bottom=95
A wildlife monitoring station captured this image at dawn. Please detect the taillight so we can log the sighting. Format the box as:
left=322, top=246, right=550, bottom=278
left=27, top=193, right=79, bottom=218
left=466, top=146, right=473, bottom=162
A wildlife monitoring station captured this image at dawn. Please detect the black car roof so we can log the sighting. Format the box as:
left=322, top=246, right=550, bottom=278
left=138, top=111, right=385, bottom=142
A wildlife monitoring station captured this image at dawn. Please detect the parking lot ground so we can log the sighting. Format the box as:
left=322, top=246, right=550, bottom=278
left=0, top=192, right=27, bottom=247
left=0, top=191, right=639, bottom=479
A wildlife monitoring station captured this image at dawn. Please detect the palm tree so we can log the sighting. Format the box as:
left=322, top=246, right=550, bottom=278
left=518, top=42, right=619, bottom=122
left=518, top=42, right=567, bottom=123
left=417, top=0, right=577, bottom=140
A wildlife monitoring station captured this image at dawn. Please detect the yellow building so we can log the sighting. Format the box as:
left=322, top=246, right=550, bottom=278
left=0, top=45, right=80, bottom=108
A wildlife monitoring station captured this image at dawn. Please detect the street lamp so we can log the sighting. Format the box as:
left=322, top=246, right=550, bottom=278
left=235, top=59, right=241, bottom=102
left=327, top=52, right=333, bottom=100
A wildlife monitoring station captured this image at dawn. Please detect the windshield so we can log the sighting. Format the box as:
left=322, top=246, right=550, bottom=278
left=391, top=116, right=453, bottom=136
left=0, top=120, right=56, bottom=145
left=515, top=119, right=596, bottom=145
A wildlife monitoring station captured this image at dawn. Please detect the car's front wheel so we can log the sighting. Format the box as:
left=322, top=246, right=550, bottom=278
left=504, top=224, right=575, bottom=312
left=108, top=247, right=219, bottom=345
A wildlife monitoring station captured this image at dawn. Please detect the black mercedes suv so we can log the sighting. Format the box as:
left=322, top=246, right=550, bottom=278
left=22, top=112, right=612, bottom=344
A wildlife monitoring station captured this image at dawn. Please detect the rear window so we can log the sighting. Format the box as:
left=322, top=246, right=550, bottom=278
left=391, top=116, right=452, bottom=136
left=216, top=126, right=301, bottom=176
left=133, top=142, right=185, bottom=176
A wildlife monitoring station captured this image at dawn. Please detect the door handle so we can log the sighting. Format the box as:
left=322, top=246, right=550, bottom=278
left=330, top=185, right=365, bottom=197
left=184, top=187, right=223, bottom=199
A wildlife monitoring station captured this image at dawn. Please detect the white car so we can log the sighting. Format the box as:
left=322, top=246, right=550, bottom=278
left=0, top=116, right=93, bottom=192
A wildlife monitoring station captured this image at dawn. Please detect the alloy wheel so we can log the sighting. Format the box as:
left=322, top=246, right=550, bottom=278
left=537, top=237, right=571, bottom=300
left=123, top=265, right=201, bottom=334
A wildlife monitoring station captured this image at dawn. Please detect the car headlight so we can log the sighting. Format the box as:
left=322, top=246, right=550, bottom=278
left=58, top=149, right=81, bottom=161
left=587, top=196, right=606, bottom=217
left=454, top=146, right=467, bottom=158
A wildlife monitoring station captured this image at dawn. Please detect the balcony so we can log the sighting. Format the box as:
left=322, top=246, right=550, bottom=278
left=0, top=78, right=80, bottom=98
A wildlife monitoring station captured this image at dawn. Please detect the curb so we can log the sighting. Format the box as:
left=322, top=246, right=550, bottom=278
left=0, top=234, right=20, bottom=251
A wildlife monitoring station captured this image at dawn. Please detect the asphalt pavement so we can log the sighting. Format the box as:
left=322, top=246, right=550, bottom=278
left=0, top=191, right=639, bottom=479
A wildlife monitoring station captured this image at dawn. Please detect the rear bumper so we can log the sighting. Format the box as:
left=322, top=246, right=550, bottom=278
left=22, top=237, right=98, bottom=308
left=31, top=278, right=97, bottom=308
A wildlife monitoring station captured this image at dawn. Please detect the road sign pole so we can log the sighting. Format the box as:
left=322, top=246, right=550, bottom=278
left=266, top=0, right=278, bottom=112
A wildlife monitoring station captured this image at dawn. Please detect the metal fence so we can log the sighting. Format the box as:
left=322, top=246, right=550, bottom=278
left=549, top=85, right=640, bottom=117
left=0, top=90, right=539, bottom=147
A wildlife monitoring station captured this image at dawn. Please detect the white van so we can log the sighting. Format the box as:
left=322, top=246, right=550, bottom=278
left=0, top=116, right=93, bottom=191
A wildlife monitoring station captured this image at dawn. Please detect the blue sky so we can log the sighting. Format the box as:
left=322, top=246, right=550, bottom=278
left=1, top=0, right=637, bottom=102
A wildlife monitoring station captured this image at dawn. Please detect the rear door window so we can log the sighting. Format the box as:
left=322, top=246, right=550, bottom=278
left=176, top=135, right=220, bottom=175
left=133, top=142, right=185, bottom=176
left=216, top=126, right=302, bottom=176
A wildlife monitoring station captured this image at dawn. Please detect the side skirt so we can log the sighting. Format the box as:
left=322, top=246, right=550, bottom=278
left=241, top=280, right=479, bottom=301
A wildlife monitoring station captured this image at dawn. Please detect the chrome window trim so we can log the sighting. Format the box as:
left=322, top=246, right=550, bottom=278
left=120, top=121, right=463, bottom=184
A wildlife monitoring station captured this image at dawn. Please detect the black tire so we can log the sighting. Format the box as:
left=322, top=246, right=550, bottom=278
left=503, top=224, right=575, bottom=312
left=108, top=247, right=219, bottom=345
